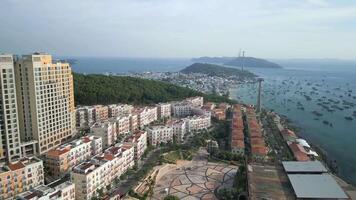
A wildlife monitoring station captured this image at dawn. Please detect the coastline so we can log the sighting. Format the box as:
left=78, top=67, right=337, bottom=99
left=228, top=87, right=353, bottom=187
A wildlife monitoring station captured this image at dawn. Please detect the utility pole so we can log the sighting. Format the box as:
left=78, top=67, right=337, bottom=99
left=242, top=51, right=245, bottom=71
left=257, top=78, right=264, bottom=113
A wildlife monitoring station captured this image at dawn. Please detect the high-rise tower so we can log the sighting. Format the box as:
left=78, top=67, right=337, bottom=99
left=0, top=55, right=22, bottom=162
left=15, top=53, right=76, bottom=154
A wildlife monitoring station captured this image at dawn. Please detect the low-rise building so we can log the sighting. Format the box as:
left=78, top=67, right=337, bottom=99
left=184, top=96, right=204, bottom=107
left=171, top=102, right=192, bottom=117
left=44, top=136, right=102, bottom=178
left=171, top=120, right=187, bottom=143
left=146, top=125, right=173, bottom=146
left=17, top=180, right=75, bottom=200
left=93, top=105, right=109, bottom=122
left=76, top=106, right=95, bottom=129
left=0, top=157, right=44, bottom=200
left=129, top=113, right=139, bottom=132
left=114, top=115, right=131, bottom=135
left=72, top=144, right=134, bottom=200
left=156, top=103, right=171, bottom=119
left=185, top=114, right=211, bottom=132
left=90, top=120, right=117, bottom=148
left=108, top=104, right=133, bottom=118
left=125, top=131, right=147, bottom=162
left=136, top=107, right=158, bottom=129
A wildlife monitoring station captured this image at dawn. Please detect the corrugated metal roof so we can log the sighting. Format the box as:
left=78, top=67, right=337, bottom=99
left=282, top=161, right=327, bottom=173
left=288, top=174, right=348, bottom=199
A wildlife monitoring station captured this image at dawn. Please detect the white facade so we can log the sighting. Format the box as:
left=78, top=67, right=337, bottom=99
left=44, top=135, right=102, bottom=178
left=185, top=115, right=211, bottom=132
left=75, top=106, right=95, bottom=129
left=90, top=121, right=117, bottom=148
left=171, top=102, right=192, bottom=117
left=0, top=54, right=22, bottom=162
left=17, top=181, right=75, bottom=200
left=72, top=145, right=134, bottom=200
left=136, top=107, right=157, bottom=129
left=125, top=130, right=147, bottom=161
left=114, top=115, right=131, bottom=135
left=156, top=103, right=171, bottom=119
left=172, top=120, right=187, bottom=143
left=108, top=104, right=133, bottom=118
left=146, top=125, right=173, bottom=146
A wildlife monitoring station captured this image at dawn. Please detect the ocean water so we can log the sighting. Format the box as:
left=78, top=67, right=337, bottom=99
left=230, top=62, right=356, bottom=185
left=64, top=57, right=192, bottom=74
left=67, top=57, right=356, bottom=185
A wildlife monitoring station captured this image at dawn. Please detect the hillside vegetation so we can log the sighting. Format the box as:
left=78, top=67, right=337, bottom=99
left=180, top=63, right=256, bottom=78
left=73, top=73, right=234, bottom=105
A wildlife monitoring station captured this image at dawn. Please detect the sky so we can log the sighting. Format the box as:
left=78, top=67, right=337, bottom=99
left=0, top=0, right=356, bottom=59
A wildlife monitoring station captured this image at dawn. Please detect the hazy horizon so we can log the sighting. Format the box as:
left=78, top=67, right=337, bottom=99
left=1, top=0, right=356, bottom=59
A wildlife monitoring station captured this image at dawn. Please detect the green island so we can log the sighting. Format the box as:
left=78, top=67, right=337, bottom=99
left=180, top=63, right=256, bottom=78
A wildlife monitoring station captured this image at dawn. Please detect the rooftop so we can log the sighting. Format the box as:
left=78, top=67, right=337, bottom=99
left=282, top=161, right=328, bottom=173
left=288, top=174, right=349, bottom=199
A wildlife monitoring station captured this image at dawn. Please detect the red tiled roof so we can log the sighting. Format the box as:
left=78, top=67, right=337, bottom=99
left=251, top=146, right=268, bottom=156
left=289, top=143, right=310, bottom=161
left=46, top=146, right=71, bottom=157
left=8, top=162, right=25, bottom=171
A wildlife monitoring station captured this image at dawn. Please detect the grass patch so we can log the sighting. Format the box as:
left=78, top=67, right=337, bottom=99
left=163, top=149, right=194, bottom=164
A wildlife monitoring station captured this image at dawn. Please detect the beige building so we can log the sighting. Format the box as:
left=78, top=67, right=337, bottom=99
left=14, top=53, right=75, bottom=155
left=136, top=107, right=157, bottom=129
left=113, top=115, right=131, bottom=135
left=93, top=105, right=109, bottom=122
left=17, top=180, right=75, bottom=200
left=146, top=125, right=173, bottom=146
left=129, top=113, right=138, bottom=132
left=0, top=157, right=44, bottom=199
left=0, top=54, right=22, bottom=162
left=108, top=104, right=133, bottom=118
left=44, top=136, right=102, bottom=179
left=125, top=130, right=147, bottom=161
left=90, top=120, right=117, bottom=148
left=156, top=103, right=171, bottom=119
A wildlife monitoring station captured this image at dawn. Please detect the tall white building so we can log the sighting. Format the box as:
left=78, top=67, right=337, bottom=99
left=15, top=53, right=76, bottom=154
left=0, top=54, right=22, bottom=162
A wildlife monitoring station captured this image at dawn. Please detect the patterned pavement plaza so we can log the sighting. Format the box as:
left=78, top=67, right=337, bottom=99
left=152, top=150, right=238, bottom=200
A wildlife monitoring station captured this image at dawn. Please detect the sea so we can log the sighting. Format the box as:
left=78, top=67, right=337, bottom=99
left=66, top=57, right=356, bottom=185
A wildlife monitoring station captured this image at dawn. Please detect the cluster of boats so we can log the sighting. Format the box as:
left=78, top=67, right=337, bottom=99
left=236, top=76, right=356, bottom=127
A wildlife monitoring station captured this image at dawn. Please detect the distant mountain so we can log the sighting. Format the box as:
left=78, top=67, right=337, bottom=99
left=224, top=57, right=282, bottom=69
left=180, top=63, right=256, bottom=78
left=191, top=57, right=236, bottom=64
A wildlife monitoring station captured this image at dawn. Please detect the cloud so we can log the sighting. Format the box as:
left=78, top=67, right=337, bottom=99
left=0, top=0, right=355, bottom=58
